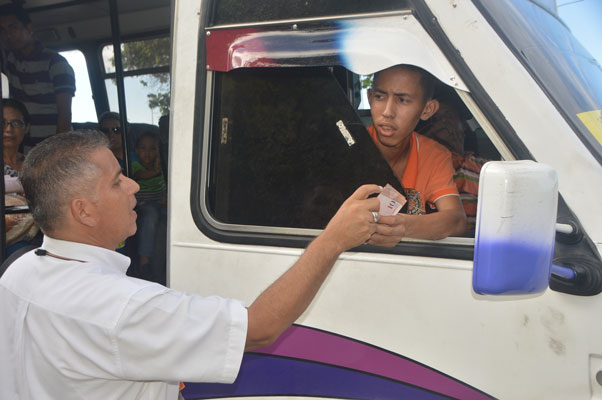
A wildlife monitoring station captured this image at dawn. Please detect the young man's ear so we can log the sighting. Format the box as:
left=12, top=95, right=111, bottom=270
left=367, top=88, right=373, bottom=105
left=420, top=99, right=440, bottom=121
left=70, top=198, right=97, bottom=228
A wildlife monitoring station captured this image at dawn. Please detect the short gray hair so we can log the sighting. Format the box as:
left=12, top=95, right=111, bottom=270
left=20, top=131, right=110, bottom=233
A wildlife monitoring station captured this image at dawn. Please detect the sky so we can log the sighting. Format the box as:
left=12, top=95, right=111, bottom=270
left=62, top=49, right=164, bottom=125
left=556, top=0, right=602, bottom=65
left=21, top=1, right=602, bottom=126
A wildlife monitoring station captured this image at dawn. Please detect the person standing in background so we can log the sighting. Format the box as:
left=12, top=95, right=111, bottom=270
left=0, top=4, right=75, bottom=149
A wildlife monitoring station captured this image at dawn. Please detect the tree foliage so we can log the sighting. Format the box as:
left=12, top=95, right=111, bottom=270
left=361, top=74, right=373, bottom=89
left=112, top=37, right=171, bottom=116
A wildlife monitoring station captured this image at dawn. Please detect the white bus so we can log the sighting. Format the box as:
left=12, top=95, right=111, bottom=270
left=1, top=1, right=601, bottom=399
left=168, top=1, right=602, bottom=399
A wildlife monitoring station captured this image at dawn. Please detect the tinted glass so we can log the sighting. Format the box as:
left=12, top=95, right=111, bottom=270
left=208, top=67, right=404, bottom=229
left=211, top=0, right=409, bottom=25
left=475, top=0, right=602, bottom=164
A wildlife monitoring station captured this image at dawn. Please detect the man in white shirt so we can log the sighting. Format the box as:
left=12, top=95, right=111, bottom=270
left=0, top=131, right=398, bottom=399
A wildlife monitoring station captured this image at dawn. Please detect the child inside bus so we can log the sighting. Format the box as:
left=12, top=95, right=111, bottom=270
left=130, top=131, right=167, bottom=283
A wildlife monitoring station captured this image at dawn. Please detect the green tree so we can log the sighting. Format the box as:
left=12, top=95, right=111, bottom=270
left=361, top=74, right=373, bottom=89
left=111, top=37, right=171, bottom=116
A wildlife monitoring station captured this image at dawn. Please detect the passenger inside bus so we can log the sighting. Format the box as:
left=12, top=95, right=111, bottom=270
left=130, top=131, right=167, bottom=285
left=366, top=64, right=466, bottom=241
left=417, top=87, right=490, bottom=236
left=98, top=111, right=126, bottom=171
left=96, top=113, right=167, bottom=283
left=3, top=98, right=40, bottom=255
left=158, top=113, right=169, bottom=183
left=0, top=4, right=75, bottom=149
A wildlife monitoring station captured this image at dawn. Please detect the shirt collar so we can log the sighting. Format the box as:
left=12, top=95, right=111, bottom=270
left=41, top=236, right=131, bottom=274
left=12, top=40, right=43, bottom=61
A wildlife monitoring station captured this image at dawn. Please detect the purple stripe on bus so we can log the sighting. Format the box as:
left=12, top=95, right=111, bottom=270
left=253, top=325, right=491, bottom=400
left=183, top=354, right=458, bottom=400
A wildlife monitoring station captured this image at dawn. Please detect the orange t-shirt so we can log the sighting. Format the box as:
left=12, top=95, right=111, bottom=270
left=368, top=126, right=459, bottom=214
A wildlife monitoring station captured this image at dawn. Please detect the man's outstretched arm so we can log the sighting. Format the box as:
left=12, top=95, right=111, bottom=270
left=245, top=184, right=385, bottom=351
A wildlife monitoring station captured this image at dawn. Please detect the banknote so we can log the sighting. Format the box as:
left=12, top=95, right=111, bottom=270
left=377, top=184, right=407, bottom=216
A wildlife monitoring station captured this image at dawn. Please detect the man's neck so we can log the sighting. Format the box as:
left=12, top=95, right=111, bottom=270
left=49, top=229, right=118, bottom=252
left=17, top=40, right=38, bottom=58
left=379, top=135, right=412, bottom=180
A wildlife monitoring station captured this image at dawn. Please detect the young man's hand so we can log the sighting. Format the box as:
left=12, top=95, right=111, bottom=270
left=369, top=196, right=466, bottom=243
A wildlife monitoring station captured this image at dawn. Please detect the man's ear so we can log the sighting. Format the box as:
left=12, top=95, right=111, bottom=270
left=367, top=89, right=374, bottom=105
left=70, top=198, right=97, bottom=228
left=420, top=99, right=440, bottom=121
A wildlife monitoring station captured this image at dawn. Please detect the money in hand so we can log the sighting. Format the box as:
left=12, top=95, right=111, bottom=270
left=377, top=184, right=407, bottom=216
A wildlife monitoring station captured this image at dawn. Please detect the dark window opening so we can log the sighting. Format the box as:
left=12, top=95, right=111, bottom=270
left=210, top=0, right=409, bottom=26
left=207, top=67, right=404, bottom=230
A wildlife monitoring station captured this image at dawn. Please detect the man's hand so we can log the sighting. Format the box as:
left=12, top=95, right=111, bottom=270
left=368, top=196, right=466, bottom=245
left=320, top=184, right=382, bottom=253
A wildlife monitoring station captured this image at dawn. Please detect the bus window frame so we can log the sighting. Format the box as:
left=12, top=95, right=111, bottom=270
left=190, top=9, right=482, bottom=260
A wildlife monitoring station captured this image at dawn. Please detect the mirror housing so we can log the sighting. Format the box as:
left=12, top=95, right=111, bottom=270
left=472, top=161, right=558, bottom=295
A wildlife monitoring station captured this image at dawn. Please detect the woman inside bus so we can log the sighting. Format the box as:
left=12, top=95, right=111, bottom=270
left=3, top=98, right=40, bottom=255
left=98, top=111, right=125, bottom=170
left=3, top=98, right=29, bottom=179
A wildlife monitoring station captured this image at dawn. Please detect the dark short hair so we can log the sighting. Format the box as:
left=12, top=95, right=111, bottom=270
left=2, top=98, right=31, bottom=125
left=98, top=111, right=121, bottom=127
left=373, top=64, right=437, bottom=101
left=135, top=131, right=159, bottom=148
left=20, top=131, right=109, bottom=233
left=0, top=4, right=31, bottom=26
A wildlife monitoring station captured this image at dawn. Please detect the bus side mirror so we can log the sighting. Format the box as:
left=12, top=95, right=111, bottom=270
left=472, top=161, right=558, bottom=295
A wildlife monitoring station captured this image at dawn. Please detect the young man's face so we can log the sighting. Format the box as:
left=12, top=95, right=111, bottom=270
left=369, top=67, right=438, bottom=150
left=0, top=15, right=33, bottom=52
left=88, top=147, right=139, bottom=249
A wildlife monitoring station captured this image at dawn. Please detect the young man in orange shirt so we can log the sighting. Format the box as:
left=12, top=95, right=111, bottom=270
left=368, top=64, right=466, bottom=242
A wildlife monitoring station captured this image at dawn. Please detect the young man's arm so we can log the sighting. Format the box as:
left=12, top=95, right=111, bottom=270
left=55, top=92, right=73, bottom=133
left=245, top=184, right=387, bottom=351
left=370, top=195, right=466, bottom=244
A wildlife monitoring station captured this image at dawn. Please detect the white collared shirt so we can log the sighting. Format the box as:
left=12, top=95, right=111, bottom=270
left=0, top=236, right=247, bottom=400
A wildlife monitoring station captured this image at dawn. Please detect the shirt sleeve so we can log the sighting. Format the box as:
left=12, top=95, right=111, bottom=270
left=114, top=285, right=248, bottom=384
left=49, top=53, right=76, bottom=95
left=425, top=148, right=459, bottom=206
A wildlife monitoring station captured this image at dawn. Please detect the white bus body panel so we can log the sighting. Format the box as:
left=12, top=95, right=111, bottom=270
left=169, top=0, right=602, bottom=398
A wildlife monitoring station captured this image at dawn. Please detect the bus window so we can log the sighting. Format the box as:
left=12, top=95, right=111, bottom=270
left=60, top=50, right=95, bottom=123
left=193, top=11, right=507, bottom=257
left=207, top=67, right=403, bottom=231
left=101, top=37, right=170, bottom=124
